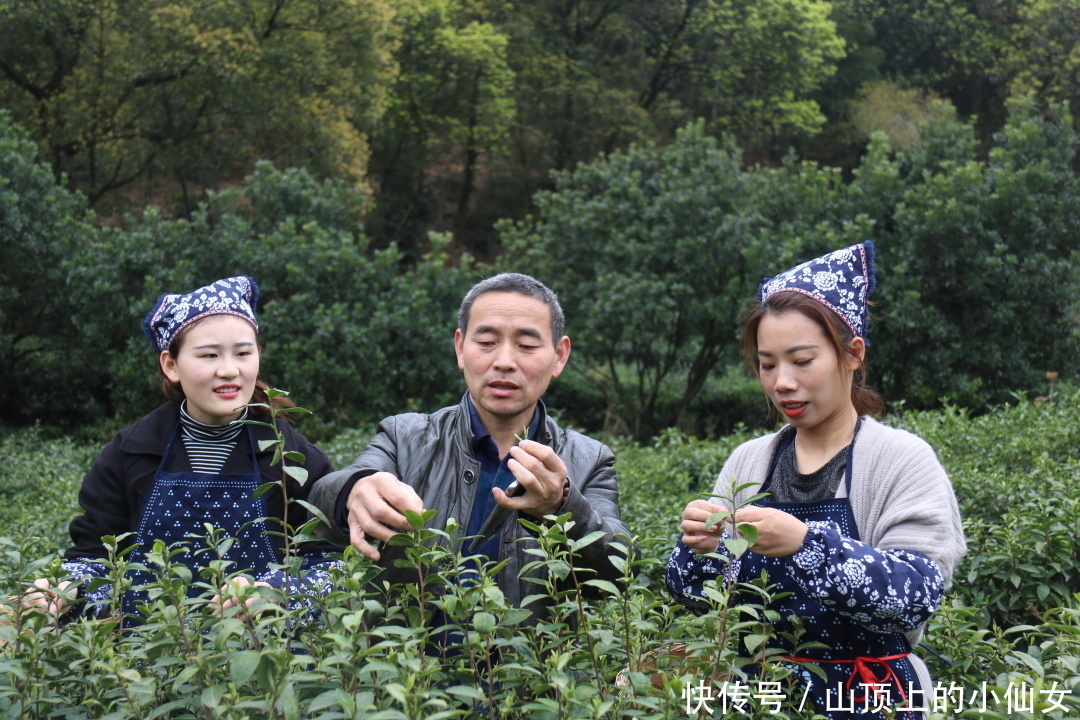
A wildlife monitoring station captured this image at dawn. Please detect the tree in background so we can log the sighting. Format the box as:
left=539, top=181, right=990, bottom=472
left=499, top=122, right=863, bottom=439
left=367, top=0, right=517, bottom=258
left=828, top=0, right=1028, bottom=144
left=864, top=98, right=1080, bottom=408
left=371, top=0, right=847, bottom=256
left=0, top=112, right=96, bottom=425
left=500, top=102, right=1079, bottom=439
left=1000, top=0, right=1080, bottom=117
left=0, top=0, right=394, bottom=213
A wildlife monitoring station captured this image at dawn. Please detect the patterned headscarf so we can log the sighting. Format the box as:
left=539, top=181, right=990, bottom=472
left=757, top=241, right=876, bottom=338
left=143, top=276, right=260, bottom=353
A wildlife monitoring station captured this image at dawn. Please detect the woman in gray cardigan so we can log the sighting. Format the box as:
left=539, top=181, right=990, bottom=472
left=667, top=241, right=966, bottom=719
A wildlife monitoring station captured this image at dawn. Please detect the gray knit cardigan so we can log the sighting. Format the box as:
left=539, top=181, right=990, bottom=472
left=707, top=416, right=968, bottom=688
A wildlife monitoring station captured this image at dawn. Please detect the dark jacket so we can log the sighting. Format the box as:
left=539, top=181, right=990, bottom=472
left=309, top=394, right=633, bottom=620
left=65, top=401, right=338, bottom=562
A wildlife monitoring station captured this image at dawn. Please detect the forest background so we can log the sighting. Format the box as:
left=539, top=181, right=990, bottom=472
left=1, top=0, right=1078, bottom=440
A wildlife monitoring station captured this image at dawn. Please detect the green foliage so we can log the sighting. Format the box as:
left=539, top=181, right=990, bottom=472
left=849, top=80, right=939, bottom=150
left=0, top=0, right=395, bottom=211
left=889, top=389, right=1080, bottom=628
left=368, top=0, right=517, bottom=257
left=0, top=113, right=96, bottom=425
left=500, top=122, right=852, bottom=440
left=3, top=390, right=1078, bottom=717
left=55, top=162, right=477, bottom=436
left=867, top=98, right=1080, bottom=409
left=680, top=0, right=846, bottom=142
left=502, top=100, right=1080, bottom=436
left=0, top=428, right=93, bottom=543
left=1001, top=1, right=1080, bottom=117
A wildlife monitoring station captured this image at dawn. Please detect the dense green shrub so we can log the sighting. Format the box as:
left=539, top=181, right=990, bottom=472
left=864, top=98, right=1080, bottom=409
left=0, top=113, right=96, bottom=426
left=501, top=100, right=1079, bottom=439
left=0, top=429, right=92, bottom=543
left=888, top=388, right=1080, bottom=628
left=61, top=163, right=478, bottom=438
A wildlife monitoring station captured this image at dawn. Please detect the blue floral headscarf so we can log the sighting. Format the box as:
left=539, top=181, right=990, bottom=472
left=143, top=276, right=260, bottom=353
left=757, top=242, right=876, bottom=338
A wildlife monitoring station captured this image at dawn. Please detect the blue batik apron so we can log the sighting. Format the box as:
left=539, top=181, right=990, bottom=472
left=740, top=420, right=922, bottom=719
left=122, top=422, right=278, bottom=619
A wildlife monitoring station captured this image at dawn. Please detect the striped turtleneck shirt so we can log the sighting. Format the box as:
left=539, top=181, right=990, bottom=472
left=179, top=402, right=250, bottom=474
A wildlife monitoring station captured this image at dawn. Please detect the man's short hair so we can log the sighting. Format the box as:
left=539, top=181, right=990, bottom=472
left=458, top=273, right=565, bottom=346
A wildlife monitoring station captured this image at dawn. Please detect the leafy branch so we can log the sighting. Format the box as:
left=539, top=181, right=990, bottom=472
left=235, top=388, right=313, bottom=606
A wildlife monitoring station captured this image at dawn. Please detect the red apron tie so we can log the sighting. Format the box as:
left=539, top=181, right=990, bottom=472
left=781, top=653, right=910, bottom=703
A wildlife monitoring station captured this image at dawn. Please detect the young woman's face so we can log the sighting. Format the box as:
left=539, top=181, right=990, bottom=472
left=755, top=310, right=860, bottom=431
left=160, top=315, right=260, bottom=425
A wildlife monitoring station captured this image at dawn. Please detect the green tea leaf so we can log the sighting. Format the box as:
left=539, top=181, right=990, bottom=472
left=284, top=465, right=309, bottom=485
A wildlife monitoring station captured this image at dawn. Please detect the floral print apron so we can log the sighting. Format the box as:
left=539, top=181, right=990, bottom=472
left=741, top=421, right=921, bottom=719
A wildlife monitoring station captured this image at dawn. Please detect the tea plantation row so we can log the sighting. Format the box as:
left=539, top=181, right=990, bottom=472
left=0, top=388, right=1077, bottom=718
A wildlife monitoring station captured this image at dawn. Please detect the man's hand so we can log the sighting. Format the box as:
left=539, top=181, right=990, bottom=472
left=732, top=505, right=808, bottom=557
left=346, top=471, right=424, bottom=561
left=680, top=500, right=729, bottom=554
left=22, top=578, right=75, bottom=614
left=495, top=439, right=568, bottom=518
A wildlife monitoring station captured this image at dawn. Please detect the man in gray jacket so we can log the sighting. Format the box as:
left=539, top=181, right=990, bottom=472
left=310, top=273, right=631, bottom=617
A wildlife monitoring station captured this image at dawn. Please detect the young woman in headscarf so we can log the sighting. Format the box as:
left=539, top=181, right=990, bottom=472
left=667, top=242, right=966, bottom=719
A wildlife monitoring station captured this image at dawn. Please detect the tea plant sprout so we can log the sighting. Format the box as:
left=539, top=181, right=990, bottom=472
left=234, top=388, right=328, bottom=609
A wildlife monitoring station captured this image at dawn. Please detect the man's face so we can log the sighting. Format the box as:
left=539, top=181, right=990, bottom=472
left=454, top=291, right=571, bottom=431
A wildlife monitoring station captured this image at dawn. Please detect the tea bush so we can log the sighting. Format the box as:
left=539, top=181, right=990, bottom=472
left=0, top=388, right=1077, bottom=718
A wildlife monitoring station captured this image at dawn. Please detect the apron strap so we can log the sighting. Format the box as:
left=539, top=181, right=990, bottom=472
left=158, top=421, right=183, bottom=474
left=842, top=416, right=864, bottom=497
left=781, top=651, right=911, bottom=703
left=245, top=423, right=260, bottom=475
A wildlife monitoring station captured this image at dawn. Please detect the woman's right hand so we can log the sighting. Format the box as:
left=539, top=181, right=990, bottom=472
left=23, top=579, right=74, bottom=614
left=680, top=499, right=730, bottom=554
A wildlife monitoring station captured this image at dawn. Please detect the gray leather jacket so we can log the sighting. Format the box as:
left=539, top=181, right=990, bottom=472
left=310, top=394, right=632, bottom=619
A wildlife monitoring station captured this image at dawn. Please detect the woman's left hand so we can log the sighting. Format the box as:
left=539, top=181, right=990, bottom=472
left=732, top=506, right=808, bottom=557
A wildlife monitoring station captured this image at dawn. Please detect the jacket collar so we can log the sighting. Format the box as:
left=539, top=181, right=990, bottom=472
left=118, top=400, right=269, bottom=457
left=118, top=401, right=183, bottom=457
left=454, top=392, right=554, bottom=457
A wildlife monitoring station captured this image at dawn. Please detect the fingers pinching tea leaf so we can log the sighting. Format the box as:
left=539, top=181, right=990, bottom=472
left=705, top=510, right=732, bottom=529
left=403, top=508, right=436, bottom=532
